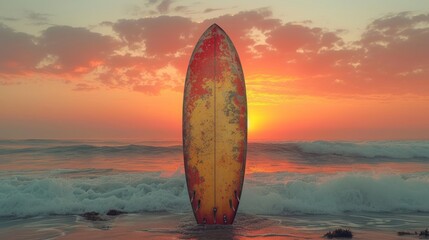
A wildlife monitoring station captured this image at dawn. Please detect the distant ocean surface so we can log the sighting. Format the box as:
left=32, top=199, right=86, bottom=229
left=1, top=139, right=429, bottom=239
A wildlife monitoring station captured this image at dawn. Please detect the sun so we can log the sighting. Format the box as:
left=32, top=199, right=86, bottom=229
left=247, top=107, right=264, bottom=137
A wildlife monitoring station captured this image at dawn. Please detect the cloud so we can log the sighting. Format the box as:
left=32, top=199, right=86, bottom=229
left=146, top=0, right=158, bottom=5
left=112, top=16, right=195, bottom=56
left=37, top=25, right=118, bottom=75
left=203, top=8, right=227, bottom=13
left=174, top=6, right=188, bottom=12
left=0, top=16, right=19, bottom=22
left=25, top=10, right=52, bottom=25
left=97, top=62, right=182, bottom=94
left=100, top=15, right=196, bottom=93
left=0, top=10, right=428, bottom=96
left=157, top=0, right=173, bottom=14
left=73, top=83, right=99, bottom=91
left=0, top=24, right=43, bottom=75
left=356, top=12, right=429, bottom=94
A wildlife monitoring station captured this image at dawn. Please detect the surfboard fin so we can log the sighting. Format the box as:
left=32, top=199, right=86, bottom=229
left=235, top=190, right=240, bottom=202
left=195, top=199, right=200, bottom=211
left=190, top=190, right=195, bottom=203
left=229, top=199, right=236, bottom=212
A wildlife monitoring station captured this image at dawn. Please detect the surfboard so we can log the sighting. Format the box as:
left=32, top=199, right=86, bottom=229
left=183, top=24, right=247, bottom=225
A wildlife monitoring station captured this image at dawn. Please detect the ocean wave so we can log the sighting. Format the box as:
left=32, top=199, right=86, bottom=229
left=251, top=141, right=429, bottom=160
left=0, top=144, right=182, bottom=156
left=295, top=141, right=429, bottom=159
left=3, top=140, right=429, bottom=160
left=0, top=171, right=428, bottom=217
left=242, top=172, right=429, bottom=215
left=0, top=172, right=189, bottom=217
left=0, top=139, right=81, bottom=146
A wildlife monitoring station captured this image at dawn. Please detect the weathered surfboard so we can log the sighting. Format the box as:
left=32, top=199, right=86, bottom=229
left=183, top=24, right=247, bottom=224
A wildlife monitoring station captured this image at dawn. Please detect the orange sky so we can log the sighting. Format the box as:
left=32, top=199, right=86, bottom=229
left=1, top=1, right=429, bottom=140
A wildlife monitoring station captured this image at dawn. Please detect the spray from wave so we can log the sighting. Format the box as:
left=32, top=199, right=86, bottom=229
left=1, top=171, right=428, bottom=217
left=1, top=140, right=428, bottom=217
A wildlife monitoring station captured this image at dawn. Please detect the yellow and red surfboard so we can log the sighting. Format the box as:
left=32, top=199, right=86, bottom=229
left=183, top=24, right=247, bottom=224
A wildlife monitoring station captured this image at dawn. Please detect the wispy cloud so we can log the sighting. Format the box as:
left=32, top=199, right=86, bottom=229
left=0, top=16, right=19, bottom=22
left=157, top=0, right=173, bottom=14
left=25, top=10, right=52, bottom=25
left=203, top=8, right=226, bottom=13
left=73, top=83, right=99, bottom=91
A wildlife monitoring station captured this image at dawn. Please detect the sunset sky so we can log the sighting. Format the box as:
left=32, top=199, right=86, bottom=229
left=1, top=0, right=429, bottom=141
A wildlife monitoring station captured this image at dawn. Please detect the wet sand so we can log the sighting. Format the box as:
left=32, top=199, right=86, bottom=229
left=2, top=212, right=428, bottom=240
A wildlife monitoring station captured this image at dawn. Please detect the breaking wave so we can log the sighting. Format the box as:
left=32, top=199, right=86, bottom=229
left=0, top=171, right=428, bottom=217
left=2, top=140, right=429, bottom=160
left=1, top=140, right=428, bottom=218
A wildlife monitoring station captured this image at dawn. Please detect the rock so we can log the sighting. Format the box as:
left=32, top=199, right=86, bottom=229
left=323, top=228, right=353, bottom=239
left=80, top=211, right=106, bottom=221
left=397, top=231, right=417, bottom=236
left=420, top=228, right=429, bottom=238
left=106, top=209, right=126, bottom=216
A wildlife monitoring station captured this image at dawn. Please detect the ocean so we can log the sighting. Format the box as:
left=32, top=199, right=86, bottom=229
left=0, top=139, right=428, bottom=239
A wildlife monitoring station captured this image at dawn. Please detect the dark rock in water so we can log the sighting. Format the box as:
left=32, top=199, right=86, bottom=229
left=98, top=225, right=111, bottom=230
left=106, top=209, right=126, bottom=216
left=420, top=228, right=429, bottom=238
left=397, top=231, right=417, bottom=236
left=81, top=211, right=106, bottom=221
left=323, top=228, right=353, bottom=239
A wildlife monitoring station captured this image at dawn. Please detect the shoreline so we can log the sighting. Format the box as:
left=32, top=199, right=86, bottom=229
left=1, top=212, right=428, bottom=240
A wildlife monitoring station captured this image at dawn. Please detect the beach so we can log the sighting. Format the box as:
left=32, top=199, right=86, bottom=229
left=2, top=211, right=429, bottom=239
left=1, top=139, right=428, bottom=239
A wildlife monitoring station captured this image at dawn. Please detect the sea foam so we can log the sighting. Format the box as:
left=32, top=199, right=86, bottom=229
left=0, top=171, right=428, bottom=217
left=1, top=140, right=428, bottom=217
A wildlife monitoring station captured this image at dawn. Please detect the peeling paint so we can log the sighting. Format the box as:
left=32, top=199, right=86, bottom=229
left=183, top=24, right=247, bottom=224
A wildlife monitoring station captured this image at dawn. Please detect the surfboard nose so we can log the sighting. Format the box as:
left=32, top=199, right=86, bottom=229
left=206, top=23, right=226, bottom=36
left=208, top=23, right=221, bottom=30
